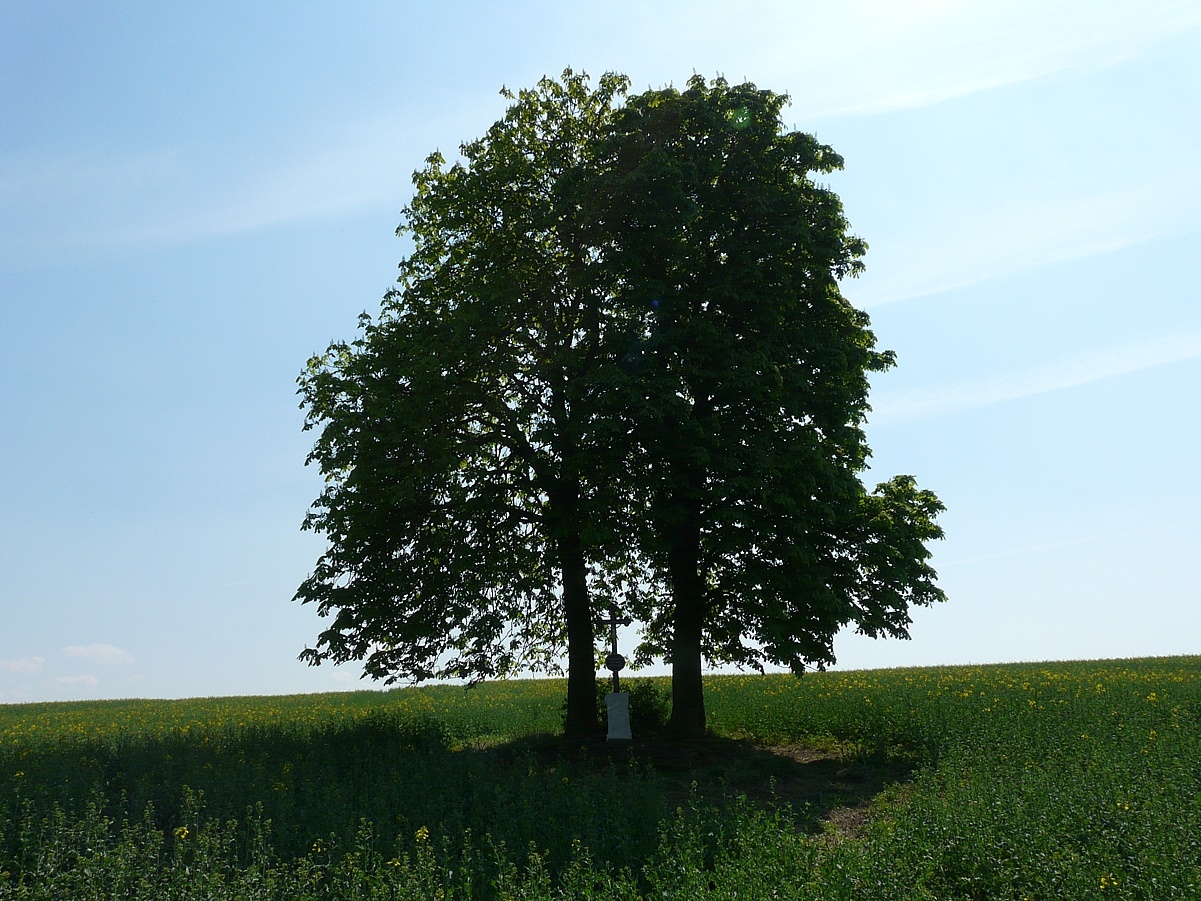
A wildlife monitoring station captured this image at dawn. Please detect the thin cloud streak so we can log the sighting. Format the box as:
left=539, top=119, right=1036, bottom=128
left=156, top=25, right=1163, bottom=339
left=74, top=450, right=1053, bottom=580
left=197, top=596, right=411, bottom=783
left=870, top=330, right=1201, bottom=425
left=52, top=675, right=99, bottom=688
left=5, top=4, right=1199, bottom=271
left=593, top=0, right=1201, bottom=120
left=0, top=657, right=46, bottom=675
left=0, top=115, right=427, bottom=269
left=850, top=173, right=1201, bottom=309
left=757, top=0, right=1201, bottom=119
left=63, top=643, right=134, bottom=666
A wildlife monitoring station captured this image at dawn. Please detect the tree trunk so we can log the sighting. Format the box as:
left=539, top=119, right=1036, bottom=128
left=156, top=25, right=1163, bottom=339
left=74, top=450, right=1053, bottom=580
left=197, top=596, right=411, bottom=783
left=556, top=521, right=601, bottom=738
left=666, top=493, right=707, bottom=739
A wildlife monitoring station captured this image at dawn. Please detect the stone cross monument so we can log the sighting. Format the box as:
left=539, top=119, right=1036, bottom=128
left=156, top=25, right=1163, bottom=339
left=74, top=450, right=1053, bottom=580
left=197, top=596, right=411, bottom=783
left=599, top=605, right=633, bottom=741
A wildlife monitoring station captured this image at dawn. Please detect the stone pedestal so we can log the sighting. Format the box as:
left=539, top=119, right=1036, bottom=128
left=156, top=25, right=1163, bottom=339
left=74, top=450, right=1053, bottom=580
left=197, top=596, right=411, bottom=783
left=605, top=691, right=632, bottom=741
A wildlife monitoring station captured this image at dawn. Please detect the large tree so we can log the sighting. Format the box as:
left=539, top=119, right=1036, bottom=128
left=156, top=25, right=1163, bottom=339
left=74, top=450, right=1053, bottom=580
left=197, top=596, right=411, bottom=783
left=584, top=76, right=946, bottom=737
left=297, top=72, right=945, bottom=741
left=295, top=71, right=641, bottom=735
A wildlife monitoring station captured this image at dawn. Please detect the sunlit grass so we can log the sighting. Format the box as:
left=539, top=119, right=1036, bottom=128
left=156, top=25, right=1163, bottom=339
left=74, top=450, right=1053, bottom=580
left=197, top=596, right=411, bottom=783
left=2, top=657, right=1199, bottom=898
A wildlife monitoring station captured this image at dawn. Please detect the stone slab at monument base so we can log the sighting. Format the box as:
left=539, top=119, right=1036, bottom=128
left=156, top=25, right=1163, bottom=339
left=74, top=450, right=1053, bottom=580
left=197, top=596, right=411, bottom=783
left=605, top=691, right=631, bottom=741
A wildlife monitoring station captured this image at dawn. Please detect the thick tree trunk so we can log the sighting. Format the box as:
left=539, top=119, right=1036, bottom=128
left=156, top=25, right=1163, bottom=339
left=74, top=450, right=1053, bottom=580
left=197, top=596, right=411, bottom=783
left=556, top=516, right=601, bottom=738
left=665, top=493, right=707, bottom=739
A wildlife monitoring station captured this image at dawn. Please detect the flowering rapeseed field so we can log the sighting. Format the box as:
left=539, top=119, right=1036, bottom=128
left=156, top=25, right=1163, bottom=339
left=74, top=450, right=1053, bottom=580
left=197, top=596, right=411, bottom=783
left=1, top=658, right=1198, bottom=898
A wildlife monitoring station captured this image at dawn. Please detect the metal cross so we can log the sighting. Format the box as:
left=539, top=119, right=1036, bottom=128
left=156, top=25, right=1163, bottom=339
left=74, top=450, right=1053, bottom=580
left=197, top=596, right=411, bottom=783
left=598, top=604, right=632, bottom=692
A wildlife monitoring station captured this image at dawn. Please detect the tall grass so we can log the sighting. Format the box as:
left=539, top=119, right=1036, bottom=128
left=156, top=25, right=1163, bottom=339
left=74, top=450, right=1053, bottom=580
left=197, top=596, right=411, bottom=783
left=2, top=658, right=1199, bottom=898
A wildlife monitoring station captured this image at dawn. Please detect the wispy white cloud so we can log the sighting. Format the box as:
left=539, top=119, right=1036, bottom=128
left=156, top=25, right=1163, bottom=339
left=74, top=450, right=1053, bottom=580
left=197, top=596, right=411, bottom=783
left=0, top=656, right=46, bottom=675
left=63, top=643, right=134, bottom=666
left=52, top=675, right=100, bottom=688
left=3, top=1, right=1198, bottom=273
left=0, top=113, right=432, bottom=269
left=870, top=329, right=1201, bottom=425
left=121, top=123, right=417, bottom=244
left=0, top=147, right=179, bottom=205
left=765, top=0, right=1201, bottom=118
left=849, top=170, right=1201, bottom=309
left=582, top=0, right=1201, bottom=117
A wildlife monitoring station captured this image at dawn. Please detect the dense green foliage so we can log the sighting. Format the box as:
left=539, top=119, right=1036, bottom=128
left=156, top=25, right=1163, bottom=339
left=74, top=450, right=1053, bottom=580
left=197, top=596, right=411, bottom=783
left=3, top=658, right=1198, bottom=898
left=583, top=75, right=945, bottom=733
left=295, top=70, right=946, bottom=738
left=295, top=71, right=637, bottom=736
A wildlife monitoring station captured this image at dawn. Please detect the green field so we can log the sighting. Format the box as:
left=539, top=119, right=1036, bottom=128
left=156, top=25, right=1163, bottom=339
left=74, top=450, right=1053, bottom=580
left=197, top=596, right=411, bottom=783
left=2, top=657, right=1198, bottom=899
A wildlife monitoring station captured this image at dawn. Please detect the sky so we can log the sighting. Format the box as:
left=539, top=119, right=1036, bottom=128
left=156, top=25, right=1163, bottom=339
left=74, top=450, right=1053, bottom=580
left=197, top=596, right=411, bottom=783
left=2, top=1, right=1199, bottom=704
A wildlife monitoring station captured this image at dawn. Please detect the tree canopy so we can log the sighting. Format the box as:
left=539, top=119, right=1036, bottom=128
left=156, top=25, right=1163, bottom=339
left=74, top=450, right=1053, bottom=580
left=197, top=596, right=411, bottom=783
left=583, top=76, right=946, bottom=734
left=295, top=70, right=641, bottom=734
left=296, top=70, right=945, bottom=739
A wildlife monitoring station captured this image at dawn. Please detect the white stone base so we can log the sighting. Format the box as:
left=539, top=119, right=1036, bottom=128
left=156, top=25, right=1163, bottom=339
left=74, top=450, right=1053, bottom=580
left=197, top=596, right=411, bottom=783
left=605, top=691, right=632, bottom=741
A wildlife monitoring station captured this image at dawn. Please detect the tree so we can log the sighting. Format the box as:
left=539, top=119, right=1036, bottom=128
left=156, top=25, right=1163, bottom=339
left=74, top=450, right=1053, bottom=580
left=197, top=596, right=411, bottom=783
left=583, top=76, right=946, bottom=737
left=297, top=72, right=946, bottom=742
left=295, top=71, right=641, bottom=735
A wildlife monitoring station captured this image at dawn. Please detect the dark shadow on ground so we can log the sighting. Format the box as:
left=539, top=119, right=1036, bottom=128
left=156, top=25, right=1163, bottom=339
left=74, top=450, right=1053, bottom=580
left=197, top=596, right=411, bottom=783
left=2, top=718, right=914, bottom=875
left=2, top=721, right=916, bottom=898
left=478, top=732, right=914, bottom=837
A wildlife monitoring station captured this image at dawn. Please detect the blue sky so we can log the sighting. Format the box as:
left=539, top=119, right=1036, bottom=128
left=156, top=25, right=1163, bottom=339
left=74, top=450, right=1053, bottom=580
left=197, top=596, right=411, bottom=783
left=3, top=1, right=1199, bottom=703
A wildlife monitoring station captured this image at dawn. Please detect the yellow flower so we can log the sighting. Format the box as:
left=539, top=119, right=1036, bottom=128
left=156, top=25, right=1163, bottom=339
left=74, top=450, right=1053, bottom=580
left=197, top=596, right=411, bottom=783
left=174, top=826, right=189, bottom=841
left=415, top=825, right=430, bottom=842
